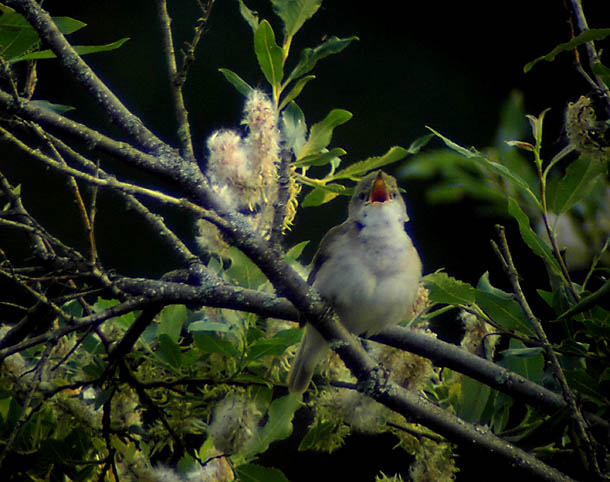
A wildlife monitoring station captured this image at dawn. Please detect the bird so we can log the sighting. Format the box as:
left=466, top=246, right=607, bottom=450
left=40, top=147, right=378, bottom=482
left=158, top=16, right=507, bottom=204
left=287, top=170, right=422, bottom=394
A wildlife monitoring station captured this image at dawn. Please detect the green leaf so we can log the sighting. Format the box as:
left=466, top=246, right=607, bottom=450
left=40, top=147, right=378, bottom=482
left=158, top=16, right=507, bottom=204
left=557, top=279, right=610, bottom=321
left=287, top=35, right=358, bottom=82
left=0, top=397, right=11, bottom=423
left=29, top=100, right=75, bottom=113
left=426, top=126, right=478, bottom=158
left=293, top=147, right=346, bottom=168
left=332, top=146, right=408, bottom=180
left=82, top=356, right=106, bottom=378
left=157, top=304, right=187, bottom=343
left=271, top=0, right=321, bottom=40
left=242, top=394, right=300, bottom=458
left=547, top=155, right=606, bottom=214
left=406, top=133, right=434, bottom=154
left=495, top=90, right=528, bottom=154
left=157, top=334, right=182, bottom=369
left=53, top=16, right=87, bottom=35
left=0, top=14, right=85, bottom=60
left=297, top=109, right=352, bottom=160
left=235, top=463, right=290, bottom=482
left=279, top=74, right=315, bottom=110
left=298, top=420, right=335, bottom=451
left=218, top=67, right=253, bottom=96
left=302, top=182, right=349, bottom=207
left=237, top=0, right=259, bottom=31
left=507, top=198, right=561, bottom=276
left=592, top=61, right=610, bottom=88
left=11, top=38, right=130, bottom=62
left=246, top=329, right=302, bottom=362
left=94, top=387, right=114, bottom=410
left=524, top=28, right=610, bottom=73
left=423, top=272, right=476, bottom=305
left=286, top=240, right=309, bottom=261
left=254, top=20, right=284, bottom=87
left=0, top=12, right=40, bottom=59
left=427, top=126, right=540, bottom=207
left=188, top=320, right=234, bottom=334
left=499, top=339, right=544, bottom=384
left=249, top=385, right=273, bottom=410
left=564, top=368, right=607, bottom=406
left=476, top=272, right=534, bottom=335
left=480, top=159, right=540, bottom=209
left=193, top=332, right=240, bottom=357
left=225, top=247, right=268, bottom=289
left=457, top=376, right=491, bottom=424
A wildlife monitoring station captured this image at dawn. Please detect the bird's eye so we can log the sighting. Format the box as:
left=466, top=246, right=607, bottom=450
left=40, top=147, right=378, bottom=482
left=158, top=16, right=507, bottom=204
left=358, top=192, right=366, bottom=200
left=390, top=192, right=397, bottom=199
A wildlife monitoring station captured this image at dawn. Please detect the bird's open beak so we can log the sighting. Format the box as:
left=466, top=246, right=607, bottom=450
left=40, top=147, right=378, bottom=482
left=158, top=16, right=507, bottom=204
left=369, top=171, right=390, bottom=203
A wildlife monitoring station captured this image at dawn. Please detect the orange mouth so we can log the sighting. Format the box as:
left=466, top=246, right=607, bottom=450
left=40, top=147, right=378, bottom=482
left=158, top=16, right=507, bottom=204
left=369, top=172, right=389, bottom=203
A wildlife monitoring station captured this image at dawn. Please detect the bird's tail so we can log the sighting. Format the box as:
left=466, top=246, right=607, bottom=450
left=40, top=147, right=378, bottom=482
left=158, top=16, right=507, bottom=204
left=287, top=326, right=328, bottom=394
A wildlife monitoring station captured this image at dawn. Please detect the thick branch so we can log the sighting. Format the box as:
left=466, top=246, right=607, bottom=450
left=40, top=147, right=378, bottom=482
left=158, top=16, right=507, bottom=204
left=373, top=327, right=608, bottom=432
left=0, top=89, right=162, bottom=173
left=114, top=275, right=298, bottom=321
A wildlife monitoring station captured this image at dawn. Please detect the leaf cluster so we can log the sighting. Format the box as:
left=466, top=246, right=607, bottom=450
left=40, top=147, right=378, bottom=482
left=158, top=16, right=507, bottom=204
left=412, top=86, right=609, bottom=472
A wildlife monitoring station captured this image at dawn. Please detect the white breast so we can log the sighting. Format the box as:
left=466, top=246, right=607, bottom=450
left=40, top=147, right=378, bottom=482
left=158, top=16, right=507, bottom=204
left=313, top=202, right=422, bottom=336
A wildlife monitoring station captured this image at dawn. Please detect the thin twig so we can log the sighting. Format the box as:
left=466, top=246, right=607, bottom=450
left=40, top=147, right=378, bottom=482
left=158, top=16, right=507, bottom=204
left=0, top=124, right=228, bottom=233
left=177, top=0, right=215, bottom=87
left=28, top=122, right=100, bottom=262
left=0, top=171, right=48, bottom=255
left=0, top=342, right=53, bottom=467
left=493, top=225, right=602, bottom=479
left=564, top=0, right=610, bottom=101
left=0, top=54, right=20, bottom=99
left=119, top=359, right=188, bottom=463
left=45, top=131, right=198, bottom=265
left=156, top=0, right=196, bottom=162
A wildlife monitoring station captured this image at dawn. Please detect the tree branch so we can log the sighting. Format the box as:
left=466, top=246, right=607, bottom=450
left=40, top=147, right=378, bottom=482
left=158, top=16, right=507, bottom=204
left=156, top=0, right=196, bottom=162
left=204, top=219, right=577, bottom=480
left=373, top=326, right=608, bottom=432
left=4, top=0, right=172, bottom=156
left=0, top=89, right=162, bottom=173
left=564, top=0, right=610, bottom=100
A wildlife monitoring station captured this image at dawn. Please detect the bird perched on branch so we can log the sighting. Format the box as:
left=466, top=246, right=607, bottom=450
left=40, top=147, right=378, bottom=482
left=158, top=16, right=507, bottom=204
left=288, top=170, right=422, bottom=394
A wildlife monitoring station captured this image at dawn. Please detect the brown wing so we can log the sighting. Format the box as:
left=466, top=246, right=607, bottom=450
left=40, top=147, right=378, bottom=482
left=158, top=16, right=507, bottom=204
left=307, top=220, right=353, bottom=285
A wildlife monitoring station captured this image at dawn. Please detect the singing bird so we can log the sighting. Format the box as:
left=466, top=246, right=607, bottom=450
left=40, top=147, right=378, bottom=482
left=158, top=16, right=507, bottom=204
left=288, top=170, right=422, bottom=394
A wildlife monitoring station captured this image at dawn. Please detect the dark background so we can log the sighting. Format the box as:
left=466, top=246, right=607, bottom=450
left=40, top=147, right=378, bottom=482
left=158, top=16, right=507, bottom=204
left=10, top=0, right=604, bottom=282
left=2, top=1, right=607, bottom=480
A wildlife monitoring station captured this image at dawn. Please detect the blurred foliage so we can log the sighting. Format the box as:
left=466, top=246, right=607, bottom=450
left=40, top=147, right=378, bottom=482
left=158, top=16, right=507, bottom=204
left=407, top=72, right=610, bottom=477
